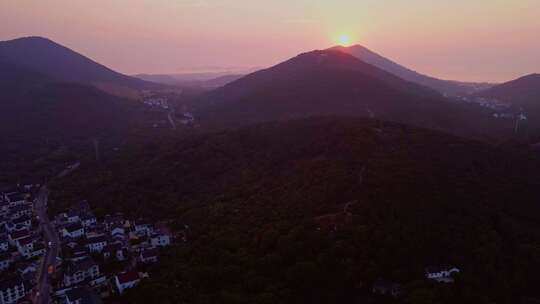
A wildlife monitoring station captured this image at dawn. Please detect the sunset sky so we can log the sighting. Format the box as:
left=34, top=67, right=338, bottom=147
left=1, top=0, right=539, bottom=82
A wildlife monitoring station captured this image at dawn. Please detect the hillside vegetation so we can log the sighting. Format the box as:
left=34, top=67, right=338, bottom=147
left=51, top=117, right=540, bottom=303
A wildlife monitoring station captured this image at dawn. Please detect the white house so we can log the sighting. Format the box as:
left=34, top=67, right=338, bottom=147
left=0, top=253, right=12, bottom=271
left=80, top=214, right=97, bottom=228
left=139, top=248, right=159, bottom=263
left=16, top=237, right=34, bottom=258
left=150, top=233, right=171, bottom=247
left=111, top=226, right=125, bottom=237
left=134, top=222, right=153, bottom=236
left=66, top=211, right=80, bottom=224
left=62, top=223, right=84, bottom=239
left=12, top=215, right=31, bottom=228
left=115, top=271, right=140, bottom=294
left=63, top=257, right=100, bottom=287
left=65, top=287, right=101, bottom=304
left=8, top=204, right=32, bottom=220
left=425, top=266, right=460, bottom=283
left=0, top=277, right=26, bottom=304
left=85, top=235, right=108, bottom=253
left=0, top=238, right=8, bottom=252
left=28, top=243, right=46, bottom=259
left=5, top=193, right=26, bottom=206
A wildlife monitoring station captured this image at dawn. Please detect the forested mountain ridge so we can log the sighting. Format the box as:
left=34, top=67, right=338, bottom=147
left=51, top=117, right=540, bottom=303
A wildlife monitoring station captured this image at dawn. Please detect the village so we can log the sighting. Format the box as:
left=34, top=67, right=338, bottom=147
left=0, top=184, right=183, bottom=304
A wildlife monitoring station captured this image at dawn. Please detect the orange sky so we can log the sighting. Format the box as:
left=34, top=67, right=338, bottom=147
left=1, top=0, right=539, bottom=82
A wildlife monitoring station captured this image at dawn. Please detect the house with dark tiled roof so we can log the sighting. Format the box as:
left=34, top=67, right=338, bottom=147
left=0, top=252, right=12, bottom=271
left=8, top=229, right=29, bottom=246
left=62, top=223, right=84, bottom=239
left=114, top=271, right=140, bottom=294
left=66, top=210, right=81, bottom=224
left=85, top=235, right=108, bottom=253
left=425, top=266, right=460, bottom=283
left=12, top=215, right=31, bottom=228
left=16, top=236, right=34, bottom=257
left=0, top=235, right=8, bottom=252
left=8, top=204, right=32, bottom=220
left=139, top=248, right=159, bottom=264
left=102, top=243, right=122, bottom=260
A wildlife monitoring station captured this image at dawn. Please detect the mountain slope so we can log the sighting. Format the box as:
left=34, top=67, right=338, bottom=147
left=0, top=60, right=129, bottom=182
left=477, top=74, right=540, bottom=105
left=52, top=117, right=540, bottom=303
left=197, top=50, right=501, bottom=140
left=476, top=74, right=540, bottom=141
left=330, top=45, right=493, bottom=96
left=0, top=36, right=163, bottom=97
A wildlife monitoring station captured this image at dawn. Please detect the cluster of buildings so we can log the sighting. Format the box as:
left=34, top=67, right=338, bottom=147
left=0, top=184, right=44, bottom=304
left=372, top=266, right=461, bottom=299
left=0, top=182, right=180, bottom=304
left=142, top=96, right=169, bottom=110
left=50, top=201, right=176, bottom=303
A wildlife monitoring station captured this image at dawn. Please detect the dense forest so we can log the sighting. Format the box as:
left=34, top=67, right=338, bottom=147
left=51, top=117, right=540, bottom=303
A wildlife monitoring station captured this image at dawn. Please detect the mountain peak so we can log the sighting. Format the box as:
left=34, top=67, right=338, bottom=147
left=0, top=36, right=162, bottom=96
left=2, top=36, right=56, bottom=46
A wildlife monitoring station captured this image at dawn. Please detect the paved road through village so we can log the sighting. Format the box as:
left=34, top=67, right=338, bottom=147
left=34, top=186, right=60, bottom=304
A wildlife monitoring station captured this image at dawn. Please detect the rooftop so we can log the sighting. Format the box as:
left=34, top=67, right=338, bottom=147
left=116, top=271, right=139, bottom=284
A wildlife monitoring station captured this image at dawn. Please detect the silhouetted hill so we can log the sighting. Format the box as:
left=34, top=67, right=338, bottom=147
left=197, top=50, right=504, bottom=140
left=52, top=117, right=540, bottom=303
left=330, top=45, right=493, bottom=96
left=477, top=74, right=540, bottom=105
left=0, top=36, right=163, bottom=97
left=476, top=74, right=540, bottom=142
left=0, top=60, right=129, bottom=182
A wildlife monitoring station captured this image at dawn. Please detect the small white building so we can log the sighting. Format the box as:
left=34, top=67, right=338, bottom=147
left=0, top=277, right=26, bottom=304
left=150, top=234, right=171, bottom=247
left=115, top=271, right=140, bottom=294
left=139, top=248, right=159, bottom=264
left=0, top=238, right=8, bottom=252
left=80, top=214, right=97, bottom=228
left=63, top=257, right=100, bottom=287
left=62, top=223, right=85, bottom=239
left=425, top=266, right=460, bottom=283
left=85, top=235, right=108, bottom=253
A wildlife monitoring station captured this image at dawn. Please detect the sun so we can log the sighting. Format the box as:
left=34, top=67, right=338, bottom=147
left=337, top=34, right=352, bottom=46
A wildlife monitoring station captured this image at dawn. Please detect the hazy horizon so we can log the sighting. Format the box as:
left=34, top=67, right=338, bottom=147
left=1, top=0, right=539, bottom=82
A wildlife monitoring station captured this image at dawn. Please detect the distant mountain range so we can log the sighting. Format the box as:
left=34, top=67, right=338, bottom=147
left=330, top=45, right=494, bottom=96
left=196, top=49, right=503, bottom=140
left=135, top=72, right=247, bottom=88
left=0, top=37, right=163, bottom=98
